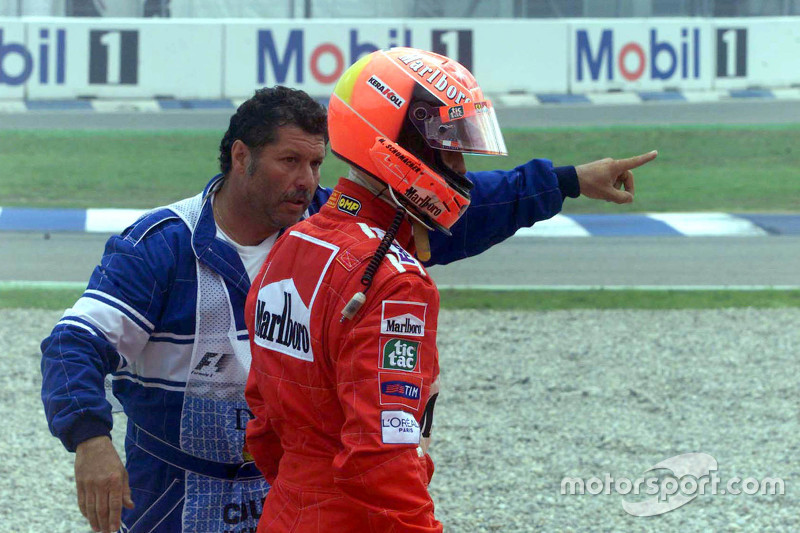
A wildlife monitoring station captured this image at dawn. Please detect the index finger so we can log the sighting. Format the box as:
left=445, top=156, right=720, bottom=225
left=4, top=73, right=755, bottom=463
left=616, top=150, right=658, bottom=171
left=108, top=482, right=123, bottom=532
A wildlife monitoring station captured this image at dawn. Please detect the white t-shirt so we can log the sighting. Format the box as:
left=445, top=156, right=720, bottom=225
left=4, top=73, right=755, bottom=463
left=215, top=227, right=277, bottom=283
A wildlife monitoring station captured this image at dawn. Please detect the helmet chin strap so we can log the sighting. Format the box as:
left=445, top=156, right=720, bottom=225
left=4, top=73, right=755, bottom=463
left=346, top=167, right=434, bottom=262
left=412, top=221, right=431, bottom=262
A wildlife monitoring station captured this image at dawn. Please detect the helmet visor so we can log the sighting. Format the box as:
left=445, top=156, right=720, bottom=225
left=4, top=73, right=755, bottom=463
left=411, top=100, right=508, bottom=156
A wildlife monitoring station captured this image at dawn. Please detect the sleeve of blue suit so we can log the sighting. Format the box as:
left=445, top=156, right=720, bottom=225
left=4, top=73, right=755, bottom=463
left=425, top=159, right=579, bottom=266
left=309, top=158, right=580, bottom=266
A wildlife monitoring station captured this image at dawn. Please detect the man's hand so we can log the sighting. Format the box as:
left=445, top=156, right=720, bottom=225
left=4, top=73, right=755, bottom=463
left=75, top=435, right=134, bottom=533
left=575, top=150, right=658, bottom=204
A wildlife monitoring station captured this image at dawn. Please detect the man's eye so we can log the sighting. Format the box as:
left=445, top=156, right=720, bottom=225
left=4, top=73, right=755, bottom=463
left=284, top=157, right=297, bottom=163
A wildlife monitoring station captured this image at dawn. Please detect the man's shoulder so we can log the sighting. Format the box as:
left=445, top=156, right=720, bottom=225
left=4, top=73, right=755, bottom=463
left=121, top=207, right=189, bottom=247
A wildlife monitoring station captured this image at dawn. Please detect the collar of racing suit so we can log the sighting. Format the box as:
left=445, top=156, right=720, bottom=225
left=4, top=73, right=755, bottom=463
left=319, top=177, right=416, bottom=254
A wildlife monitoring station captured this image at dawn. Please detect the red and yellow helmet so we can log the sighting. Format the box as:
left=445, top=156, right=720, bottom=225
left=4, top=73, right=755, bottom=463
left=328, top=47, right=507, bottom=234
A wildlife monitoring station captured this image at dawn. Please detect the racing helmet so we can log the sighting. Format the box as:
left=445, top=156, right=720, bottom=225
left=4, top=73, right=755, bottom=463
left=328, top=47, right=508, bottom=234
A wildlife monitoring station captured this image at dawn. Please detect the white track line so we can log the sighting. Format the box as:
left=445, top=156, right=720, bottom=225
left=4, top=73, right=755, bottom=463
left=0, top=281, right=86, bottom=289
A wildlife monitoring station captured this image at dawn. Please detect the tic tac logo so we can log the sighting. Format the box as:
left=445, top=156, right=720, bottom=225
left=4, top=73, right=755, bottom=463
left=336, top=193, right=362, bottom=216
left=576, top=27, right=701, bottom=82
left=381, top=410, right=420, bottom=444
left=716, top=28, right=747, bottom=78
left=367, top=74, right=406, bottom=109
left=0, top=28, right=65, bottom=86
left=381, top=337, right=420, bottom=372
left=89, top=30, right=139, bottom=85
left=448, top=105, right=464, bottom=121
left=380, top=300, right=426, bottom=337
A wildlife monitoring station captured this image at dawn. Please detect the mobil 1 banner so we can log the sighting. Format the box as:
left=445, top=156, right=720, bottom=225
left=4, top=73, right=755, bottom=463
left=223, top=19, right=568, bottom=99
left=0, top=20, right=29, bottom=98
left=25, top=19, right=224, bottom=99
left=411, top=20, right=568, bottom=94
left=712, top=18, right=800, bottom=90
left=570, top=19, right=714, bottom=92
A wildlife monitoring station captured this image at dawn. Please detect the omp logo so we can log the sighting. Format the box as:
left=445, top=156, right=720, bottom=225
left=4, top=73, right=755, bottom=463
left=367, top=74, right=406, bottom=109
left=191, top=352, right=232, bottom=377
left=254, top=281, right=312, bottom=361
left=381, top=300, right=426, bottom=337
left=337, top=194, right=361, bottom=216
left=404, top=186, right=443, bottom=218
left=381, top=338, right=420, bottom=372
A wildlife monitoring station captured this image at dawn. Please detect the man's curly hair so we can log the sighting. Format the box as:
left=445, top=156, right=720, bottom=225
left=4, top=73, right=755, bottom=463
left=218, top=86, right=328, bottom=175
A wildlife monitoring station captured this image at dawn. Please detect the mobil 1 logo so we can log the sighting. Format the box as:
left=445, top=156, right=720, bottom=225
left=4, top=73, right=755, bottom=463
left=716, top=28, right=747, bottom=78
left=431, top=30, right=473, bottom=71
left=381, top=337, right=420, bottom=372
left=89, top=30, right=138, bottom=84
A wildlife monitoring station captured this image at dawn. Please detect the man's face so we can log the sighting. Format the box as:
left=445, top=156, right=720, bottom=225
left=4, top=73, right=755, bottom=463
left=239, top=125, right=326, bottom=233
left=439, top=149, right=466, bottom=175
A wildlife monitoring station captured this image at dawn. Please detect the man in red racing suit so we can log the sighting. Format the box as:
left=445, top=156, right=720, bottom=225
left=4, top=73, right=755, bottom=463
left=245, top=177, right=442, bottom=531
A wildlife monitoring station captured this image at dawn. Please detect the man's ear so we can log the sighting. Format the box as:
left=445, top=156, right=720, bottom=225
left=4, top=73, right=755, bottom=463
left=231, top=140, right=250, bottom=176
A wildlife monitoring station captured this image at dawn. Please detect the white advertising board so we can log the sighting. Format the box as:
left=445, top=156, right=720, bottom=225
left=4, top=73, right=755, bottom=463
left=569, top=19, right=715, bottom=92
left=712, top=18, right=800, bottom=89
left=2, top=17, right=799, bottom=100
left=22, top=18, right=223, bottom=99
left=0, top=19, right=30, bottom=98
left=223, top=19, right=568, bottom=99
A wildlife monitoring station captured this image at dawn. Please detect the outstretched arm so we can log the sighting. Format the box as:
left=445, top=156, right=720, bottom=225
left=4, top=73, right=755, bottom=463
left=425, top=150, right=658, bottom=265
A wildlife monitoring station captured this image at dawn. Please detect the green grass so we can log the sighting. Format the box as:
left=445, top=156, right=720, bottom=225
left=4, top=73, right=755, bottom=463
left=2, top=125, right=799, bottom=212
left=0, top=288, right=83, bottom=310
left=5, top=287, right=800, bottom=311
left=439, top=289, right=800, bottom=310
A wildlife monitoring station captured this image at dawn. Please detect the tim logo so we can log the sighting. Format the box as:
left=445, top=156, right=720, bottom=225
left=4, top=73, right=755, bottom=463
left=431, top=30, right=473, bottom=71
left=716, top=28, right=747, bottom=78
left=191, top=352, right=232, bottom=377
left=89, top=30, right=138, bottom=84
left=382, top=380, right=420, bottom=400
left=379, top=372, right=423, bottom=408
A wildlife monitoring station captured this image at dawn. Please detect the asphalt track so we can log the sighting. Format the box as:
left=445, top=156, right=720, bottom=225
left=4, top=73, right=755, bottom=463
left=2, top=99, right=799, bottom=287
left=2, top=231, right=799, bottom=287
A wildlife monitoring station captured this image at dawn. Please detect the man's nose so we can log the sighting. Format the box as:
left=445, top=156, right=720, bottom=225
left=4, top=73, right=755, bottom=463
left=296, top=163, right=318, bottom=189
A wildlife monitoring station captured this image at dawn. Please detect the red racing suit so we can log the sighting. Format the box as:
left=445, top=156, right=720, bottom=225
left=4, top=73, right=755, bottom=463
left=245, top=177, right=443, bottom=532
